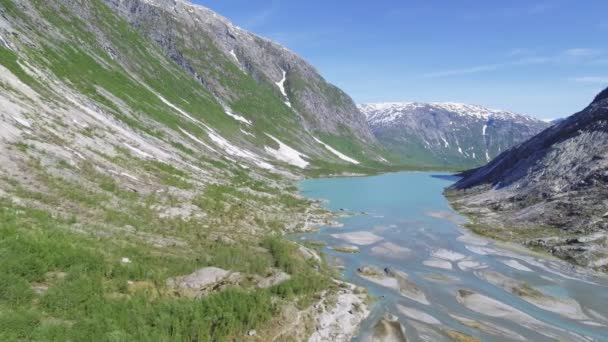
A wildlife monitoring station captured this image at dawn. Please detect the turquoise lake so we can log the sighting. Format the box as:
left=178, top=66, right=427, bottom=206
left=298, top=172, right=608, bottom=341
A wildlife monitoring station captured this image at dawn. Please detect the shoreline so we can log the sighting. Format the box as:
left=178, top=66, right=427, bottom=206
left=295, top=171, right=608, bottom=341
left=444, top=191, right=608, bottom=277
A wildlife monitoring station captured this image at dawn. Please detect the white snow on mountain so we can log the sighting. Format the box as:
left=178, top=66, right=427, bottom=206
left=275, top=69, right=292, bottom=108
left=223, top=107, right=252, bottom=125
left=229, top=49, right=238, bottom=62
left=359, top=102, right=537, bottom=125
left=264, top=134, right=308, bottom=168
left=313, top=137, right=360, bottom=164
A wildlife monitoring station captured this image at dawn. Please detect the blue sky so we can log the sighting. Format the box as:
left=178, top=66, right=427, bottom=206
left=197, top=0, right=607, bottom=119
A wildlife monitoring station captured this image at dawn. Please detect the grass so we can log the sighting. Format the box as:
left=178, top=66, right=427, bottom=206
left=0, top=183, right=331, bottom=341
left=331, top=246, right=360, bottom=254
left=0, top=141, right=335, bottom=340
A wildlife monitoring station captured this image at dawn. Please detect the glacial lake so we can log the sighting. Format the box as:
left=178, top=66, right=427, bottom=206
left=297, top=172, right=608, bottom=341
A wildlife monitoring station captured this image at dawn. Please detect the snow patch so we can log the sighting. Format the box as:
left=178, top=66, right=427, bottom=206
left=123, top=143, right=154, bottom=159
left=482, top=124, right=488, bottom=136
left=440, top=136, right=449, bottom=148
left=229, top=49, right=239, bottom=63
left=179, top=127, right=218, bottom=153
left=223, top=107, right=252, bottom=125
left=154, top=92, right=200, bottom=123
left=275, top=69, right=292, bottom=108
left=208, top=129, right=274, bottom=170
left=0, top=34, right=13, bottom=51
left=264, top=134, right=308, bottom=168
left=240, top=128, right=254, bottom=137
left=313, top=137, right=360, bottom=164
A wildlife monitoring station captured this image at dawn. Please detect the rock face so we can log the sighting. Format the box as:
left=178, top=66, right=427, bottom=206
left=447, top=89, right=608, bottom=271
left=101, top=0, right=381, bottom=162
left=167, top=267, right=242, bottom=297
left=0, top=0, right=385, bottom=185
left=359, top=102, right=548, bottom=168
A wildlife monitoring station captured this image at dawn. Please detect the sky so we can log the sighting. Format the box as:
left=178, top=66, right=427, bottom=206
left=196, top=0, right=607, bottom=120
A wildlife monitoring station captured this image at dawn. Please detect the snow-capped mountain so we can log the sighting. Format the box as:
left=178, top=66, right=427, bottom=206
left=359, top=102, right=550, bottom=168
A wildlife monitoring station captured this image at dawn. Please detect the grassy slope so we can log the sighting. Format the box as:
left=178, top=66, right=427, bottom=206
left=0, top=197, right=331, bottom=341
left=0, top=0, right=341, bottom=340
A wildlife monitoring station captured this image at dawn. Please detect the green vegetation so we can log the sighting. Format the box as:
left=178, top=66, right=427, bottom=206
left=331, top=246, right=360, bottom=254
left=0, top=0, right=386, bottom=339
left=0, top=141, right=334, bottom=340
left=0, top=179, right=332, bottom=341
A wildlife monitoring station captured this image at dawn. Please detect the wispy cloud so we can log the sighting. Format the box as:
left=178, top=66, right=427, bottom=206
left=571, top=76, right=608, bottom=84
left=422, top=64, right=502, bottom=78
left=421, top=57, right=547, bottom=78
left=423, top=48, right=604, bottom=78
left=239, top=2, right=279, bottom=30
left=562, top=48, right=601, bottom=58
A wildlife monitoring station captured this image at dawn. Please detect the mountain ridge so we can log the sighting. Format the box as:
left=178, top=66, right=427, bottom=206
left=447, top=88, right=608, bottom=271
left=359, top=101, right=549, bottom=168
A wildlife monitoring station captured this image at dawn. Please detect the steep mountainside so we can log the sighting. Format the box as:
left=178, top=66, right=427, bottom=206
left=359, top=102, right=549, bottom=168
left=0, top=0, right=373, bottom=340
left=103, top=0, right=383, bottom=166
left=447, top=89, right=608, bottom=271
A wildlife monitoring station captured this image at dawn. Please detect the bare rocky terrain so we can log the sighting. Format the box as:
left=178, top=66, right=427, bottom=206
left=447, top=88, right=608, bottom=271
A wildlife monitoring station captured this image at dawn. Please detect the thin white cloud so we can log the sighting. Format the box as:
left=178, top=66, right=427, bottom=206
left=571, top=76, right=608, bottom=84
left=562, top=48, right=601, bottom=58
left=423, top=48, right=603, bottom=78
left=422, top=64, right=501, bottom=78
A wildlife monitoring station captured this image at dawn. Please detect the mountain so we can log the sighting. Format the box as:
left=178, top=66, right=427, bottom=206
left=447, top=88, right=608, bottom=271
left=359, top=102, right=549, bottom=168
left=102, top=0, right=384, bottom=165
left=0, top=0, right=374, bottom=340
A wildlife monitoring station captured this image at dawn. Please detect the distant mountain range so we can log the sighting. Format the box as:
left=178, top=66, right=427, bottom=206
left=448, top=88, right=608, bottom=271
left=359, top=102, right=549, bottom=168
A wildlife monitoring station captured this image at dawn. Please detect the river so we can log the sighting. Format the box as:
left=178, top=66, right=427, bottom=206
left=296, top=172, right=608, bottom=341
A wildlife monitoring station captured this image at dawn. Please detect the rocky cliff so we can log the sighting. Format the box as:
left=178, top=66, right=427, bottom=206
left=447, top=89, right=608, bottom=271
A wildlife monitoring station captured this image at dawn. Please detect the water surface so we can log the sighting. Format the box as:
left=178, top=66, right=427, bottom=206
left=297, top=172, right=608, bottom=341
